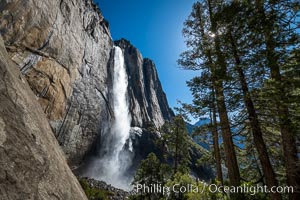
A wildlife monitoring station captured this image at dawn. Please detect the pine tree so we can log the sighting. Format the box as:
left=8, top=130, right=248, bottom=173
left=179, top=2, right=242, bottom=198
left=180, top=80, right=224, bottom=185
left=179, top=0, right=299, bottom=199
left=251, top=1, right=300, bottom=198
left=215, top=2, right=281, bottom=198
left=161, top=115, right=190, bottom=175
left=132, top=153, right=171, bottom=200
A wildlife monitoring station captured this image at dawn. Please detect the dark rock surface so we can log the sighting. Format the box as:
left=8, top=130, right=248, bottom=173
left=0, top=36, right=87, bottom=199
left=115, top=39, right=174, bottom=128
left=126, top=127, right=163, bottom=177
left=128, top=127, right=214, bottom=182
left=188, top=140, right=215, bottom=181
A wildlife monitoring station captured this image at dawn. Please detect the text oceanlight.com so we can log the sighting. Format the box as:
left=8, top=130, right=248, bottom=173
left=134, top=184, right=294, bottom=196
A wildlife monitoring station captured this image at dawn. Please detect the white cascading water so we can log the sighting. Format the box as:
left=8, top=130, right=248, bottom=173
left=85, top=46, right=132, bottom=190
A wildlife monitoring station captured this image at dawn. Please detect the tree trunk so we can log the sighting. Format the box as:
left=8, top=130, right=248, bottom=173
left=211, top=88, right=223, bottom=185
left=215, top=81, right=241, bottom=186
left=206, top=47, right=241, bottom=192
left=255, top=1, right=300, bottom=199
left=207, top=0, right=241, bottom=189
left=228, top=29, right=281, bottom=200
left=265, top=31, right=299, bottom=200
left=174, top=124, right=179, bottom=174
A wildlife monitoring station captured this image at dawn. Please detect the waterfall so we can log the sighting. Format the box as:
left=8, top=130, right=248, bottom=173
left=85, top=46, right=132, bottom=190
left=110, top=46, right=131, bottom=156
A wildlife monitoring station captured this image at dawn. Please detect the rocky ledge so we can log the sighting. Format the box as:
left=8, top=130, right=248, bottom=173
left=78, top=177, right=132, bottom=200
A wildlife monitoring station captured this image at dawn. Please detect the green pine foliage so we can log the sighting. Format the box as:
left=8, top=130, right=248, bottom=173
left=160, top=115, right=191, bottom=174
left=131, top=153, right=172, bottom=200
left=79, top=179, right=113, bottom=200
left=177, top=0, right=299, bottom=199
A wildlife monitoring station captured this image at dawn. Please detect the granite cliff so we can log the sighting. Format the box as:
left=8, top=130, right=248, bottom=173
left=115, top=39, right=173, bottom=128
left=1, top=0, right=113, bottom=166
left=0, top=0, right=173, bottom=168
left=0, top=34, right=87, bottom=199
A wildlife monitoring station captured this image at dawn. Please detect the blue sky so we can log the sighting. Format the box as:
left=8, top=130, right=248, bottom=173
left=96, top=0, right=198, bottom=121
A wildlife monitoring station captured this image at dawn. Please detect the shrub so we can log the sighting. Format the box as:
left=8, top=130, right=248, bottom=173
left=79, top=179, right=112, bottom=200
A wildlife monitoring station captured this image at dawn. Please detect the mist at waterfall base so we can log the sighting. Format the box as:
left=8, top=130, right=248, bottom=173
left=84, top=46, right=133, bottom=190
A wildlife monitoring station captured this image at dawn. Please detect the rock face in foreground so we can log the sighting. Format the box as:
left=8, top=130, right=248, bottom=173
left=0, top=36, right=87, bottom=199
left=0, top=0, right=113, bottom=165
